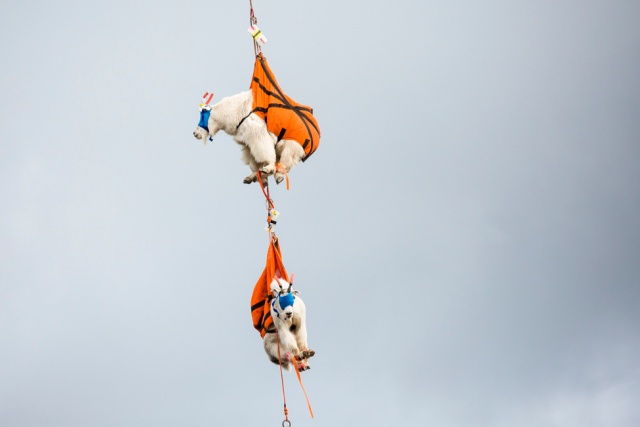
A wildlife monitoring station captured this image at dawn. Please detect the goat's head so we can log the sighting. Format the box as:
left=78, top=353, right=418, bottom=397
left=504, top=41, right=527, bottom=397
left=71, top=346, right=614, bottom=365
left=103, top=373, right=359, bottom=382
left=193, top=93, right=214, bottom=144
left=270, top=277, right=296, bottom=320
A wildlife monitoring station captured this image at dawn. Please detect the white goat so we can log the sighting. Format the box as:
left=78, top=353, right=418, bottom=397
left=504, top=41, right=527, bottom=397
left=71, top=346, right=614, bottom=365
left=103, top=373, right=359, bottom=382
left=193, top=91, right=305, bottom=185
left=263, top=277, right=314, bottom=371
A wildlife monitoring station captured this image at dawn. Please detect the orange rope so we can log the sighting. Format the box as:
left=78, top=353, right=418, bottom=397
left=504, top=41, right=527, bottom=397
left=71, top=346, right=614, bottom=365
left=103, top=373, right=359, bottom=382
left=291, top=358, right=315, bottom=419
left=275, top=163, right=291, bottom=190
left=274, top=328, right=314, bottom=422
left=274, top=328, right=289, bottom=424
left=256, top=171, right=275, bottom=210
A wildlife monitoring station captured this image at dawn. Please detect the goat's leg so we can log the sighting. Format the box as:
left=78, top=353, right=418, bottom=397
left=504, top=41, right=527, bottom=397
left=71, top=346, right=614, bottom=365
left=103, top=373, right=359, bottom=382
left=276, top=325, right=300, bottom=358
left=292, top=299, right=311, bottom=356
left=241, top=145, right=257, bottom=183
left=293, top=325, right=314, bottom=371
left=292, top=311, right=314, bottom=371
left=235, top=116, right=276, bottom=175
left=264, top=333, right=291, bottom=370
left=240, top=146, right=268, bottom=186
left=294, top=320, right=309, bottom=355
left=274, top=140, right=305, bottom=184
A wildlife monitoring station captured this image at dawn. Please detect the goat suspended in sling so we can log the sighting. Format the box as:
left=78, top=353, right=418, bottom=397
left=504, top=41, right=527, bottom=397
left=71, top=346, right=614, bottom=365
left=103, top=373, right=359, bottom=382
left=251, top=238, right=315, bottom=371
left=193, top=54, right=321, bottom=186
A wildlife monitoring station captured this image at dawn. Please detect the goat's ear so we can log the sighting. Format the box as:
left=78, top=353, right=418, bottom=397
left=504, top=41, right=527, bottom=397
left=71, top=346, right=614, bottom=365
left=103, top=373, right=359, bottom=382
left=293, top=290, right=300, bottom=295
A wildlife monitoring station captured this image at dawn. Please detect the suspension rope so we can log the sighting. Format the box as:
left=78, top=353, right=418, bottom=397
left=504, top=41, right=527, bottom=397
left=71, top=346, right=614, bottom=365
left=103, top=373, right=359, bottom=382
left=249, top=0, right=261, bottom=57
left=256, top=171, right=275, bottom=210
left=291, top=358, right=314, bottom=418
left=249, top=8, right=311, bottom=422
left=256, top=171, right=278, bottom=243
left=274, top=326, right=314, bottom=425
left=274, top=328, right=290, bottom=426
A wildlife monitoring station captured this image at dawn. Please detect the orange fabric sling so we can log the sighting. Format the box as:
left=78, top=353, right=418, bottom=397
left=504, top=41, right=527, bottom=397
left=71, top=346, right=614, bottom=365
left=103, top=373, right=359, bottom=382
left=251, top=238, right=290, bottom=337
left=249, top=54, right=321, bottom=161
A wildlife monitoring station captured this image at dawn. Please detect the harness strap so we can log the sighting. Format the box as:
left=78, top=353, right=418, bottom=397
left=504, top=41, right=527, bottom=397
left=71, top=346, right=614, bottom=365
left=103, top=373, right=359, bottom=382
left=236, top=111, right=253, bottom=130
left=271, top=298, right=281, bottom=318
left=291, top=358, right=314, bottom=418
left=277, top=128, right=286, bottom=142
left=275, top=163, right=290, bottom=190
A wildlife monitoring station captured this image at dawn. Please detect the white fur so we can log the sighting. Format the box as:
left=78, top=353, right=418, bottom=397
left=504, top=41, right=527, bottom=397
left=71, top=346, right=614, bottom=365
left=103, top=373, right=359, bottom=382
left=263, top=278, right=314, bottom=371
left=193, top=91, right=305, bottom=185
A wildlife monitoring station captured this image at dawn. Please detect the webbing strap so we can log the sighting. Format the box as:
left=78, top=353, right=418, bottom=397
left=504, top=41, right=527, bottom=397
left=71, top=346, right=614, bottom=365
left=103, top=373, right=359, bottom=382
left=277, top=128, right=286, bottom=142
left=291, top=358, right=314, bottom=418
left=275, top=163, right=290, bottom=190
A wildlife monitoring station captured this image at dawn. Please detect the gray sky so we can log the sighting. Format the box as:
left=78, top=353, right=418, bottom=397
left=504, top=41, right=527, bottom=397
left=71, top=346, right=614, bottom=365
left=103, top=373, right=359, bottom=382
left=2, top=1, right=639, bottom=426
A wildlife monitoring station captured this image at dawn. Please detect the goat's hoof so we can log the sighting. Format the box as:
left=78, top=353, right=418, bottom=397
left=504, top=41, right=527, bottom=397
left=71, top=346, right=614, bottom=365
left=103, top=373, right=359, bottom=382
left=297, top=350, right=315, bottom=360
left=261, top=164, right=276, bottom=175
left=274, top=173, right=284, bottom=184
left=243, top=173, right=258, bottom=184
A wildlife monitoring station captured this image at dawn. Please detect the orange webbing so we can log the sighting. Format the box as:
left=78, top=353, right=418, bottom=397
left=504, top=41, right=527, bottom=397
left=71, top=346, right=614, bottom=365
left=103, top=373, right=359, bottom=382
left=291, top=358, right=314, bottom=418
left=275, top=163, right=290, bottom=190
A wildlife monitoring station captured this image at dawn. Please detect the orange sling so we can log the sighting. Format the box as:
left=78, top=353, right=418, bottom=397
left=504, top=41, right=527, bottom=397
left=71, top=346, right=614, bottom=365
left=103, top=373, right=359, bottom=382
left=249, top=54, right=321, bottom=161
left=251, top=237, right=290, bottom=337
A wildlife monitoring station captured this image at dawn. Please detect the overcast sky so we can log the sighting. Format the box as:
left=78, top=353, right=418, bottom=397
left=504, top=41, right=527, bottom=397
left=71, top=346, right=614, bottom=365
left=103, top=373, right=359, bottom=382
left=1, top=1, right=639, bottom=426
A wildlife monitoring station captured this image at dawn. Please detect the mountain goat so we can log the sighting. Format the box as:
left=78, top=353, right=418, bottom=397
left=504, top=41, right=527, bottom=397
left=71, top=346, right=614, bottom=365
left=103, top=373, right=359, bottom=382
left=263, top=277, right=315, bottom=371
left=193, top=91, right=305, bottom=186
